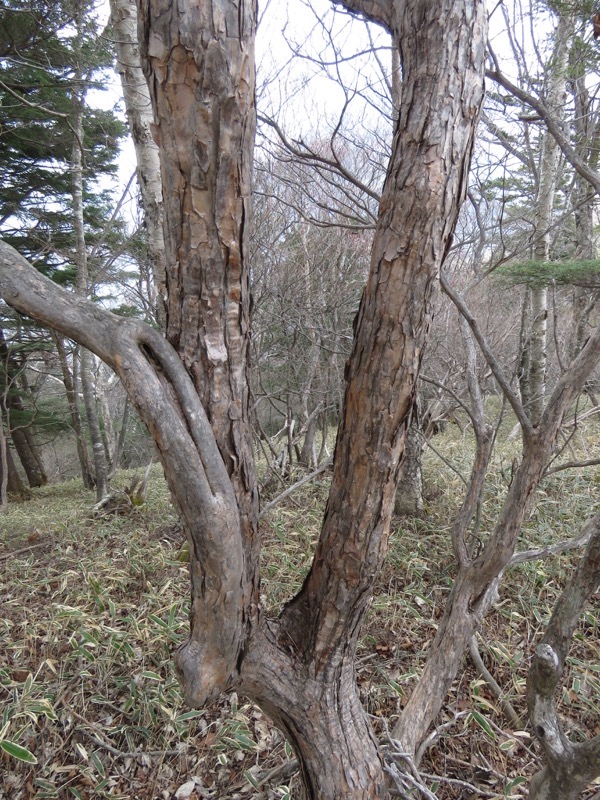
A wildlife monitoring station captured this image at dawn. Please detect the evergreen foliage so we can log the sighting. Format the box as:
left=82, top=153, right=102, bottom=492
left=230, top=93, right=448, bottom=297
left=495, top=258, right=600, bottom=288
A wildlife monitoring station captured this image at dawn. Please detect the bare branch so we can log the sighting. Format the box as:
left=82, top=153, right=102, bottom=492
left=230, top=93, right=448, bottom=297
left=486, top=66, right=600, bottom=197
left=440, top=271, right=533, bottom=437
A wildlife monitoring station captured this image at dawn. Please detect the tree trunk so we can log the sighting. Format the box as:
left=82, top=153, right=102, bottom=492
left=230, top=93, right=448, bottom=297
left=109, top=0, right=166, bottom=325
left=10, top=426, right=47, bottom=488
left=522, top=15, right=570, bottom=425
left=53, top=334, right=95, bottom=489
left=0, top=421, right=7, bottom=509
left=70, top=25, right=110, bottom=502
left=299, top=414, right=318, bottom=469
left=0, top=327, right=47, bottom=487
left=527, top=516, right=600, bottom=800
left=394, top=418, right=424, bottom=517
left=1, top=440, right=29, bottom=500
left=0, top=0, right=487, bottom=794
left=79, top=348, right=109, bottom=500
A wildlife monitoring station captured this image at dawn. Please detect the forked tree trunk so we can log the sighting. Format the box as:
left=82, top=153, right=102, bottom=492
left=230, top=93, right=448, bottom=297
left=0, top=0, right=487, bottom=795
left=394, top=285, right=600, bottom=756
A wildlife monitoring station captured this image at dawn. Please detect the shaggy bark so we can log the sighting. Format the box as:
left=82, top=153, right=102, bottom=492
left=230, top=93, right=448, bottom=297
left=0, top=0, right=487, bottom=794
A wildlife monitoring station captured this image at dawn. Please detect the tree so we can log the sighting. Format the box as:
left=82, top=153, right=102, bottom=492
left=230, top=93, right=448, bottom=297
left=0, top=0, right=128, bottom=494
left=0, top=0, right=486, bottom=797
left=527, top=514, right=600, bottom=800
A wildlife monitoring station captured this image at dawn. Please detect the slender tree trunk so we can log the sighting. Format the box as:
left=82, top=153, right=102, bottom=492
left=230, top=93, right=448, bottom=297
left=109, top=0, right=166, bottom=325
left=70, top=25, right=109, bottom=501
left=79, top=349, right=109, bottom=500
left=53, top=334, right=94, bottom=489
left=570, top=47, right=598, bottom=363
left=522, top=16, right=570, bottom=425
left=394, top=419, right=424, bottom=517
left=0, top=421, right=8, bottom=509
left=111, top=397, right=130, bottom=475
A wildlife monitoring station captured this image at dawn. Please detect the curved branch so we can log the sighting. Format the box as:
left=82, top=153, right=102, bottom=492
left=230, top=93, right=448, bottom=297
left=0, top=238, right=245, bottom=708
left=486, top=67, right=600, bottom=197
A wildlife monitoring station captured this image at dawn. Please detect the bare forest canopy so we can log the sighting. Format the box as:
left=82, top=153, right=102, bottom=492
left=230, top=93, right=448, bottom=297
left=0, top=1, right=599, bottom=799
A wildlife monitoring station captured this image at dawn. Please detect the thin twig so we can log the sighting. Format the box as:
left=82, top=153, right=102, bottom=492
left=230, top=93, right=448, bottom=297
left=258, top=456, right=333, bottom=518
left=81, top=730, right=182, bottom=760
left=0, top=540, right=53, bottom=561
left=469, top=635, right=522, bottom=728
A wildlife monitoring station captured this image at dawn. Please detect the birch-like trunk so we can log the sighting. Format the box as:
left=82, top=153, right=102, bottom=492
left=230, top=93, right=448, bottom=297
left=70, top=37, right=110, bottom=501
left=109, top=0, right=166, bottom=324
left=522, top=16, right=571, bottom=425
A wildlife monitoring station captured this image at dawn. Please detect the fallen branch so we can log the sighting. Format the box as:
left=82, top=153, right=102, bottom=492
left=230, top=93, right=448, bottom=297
left=469, top=635, right=522, bottom=729
left=0, top=541, right=52, bottom=561
left=258, top=456, right=333, bottom=519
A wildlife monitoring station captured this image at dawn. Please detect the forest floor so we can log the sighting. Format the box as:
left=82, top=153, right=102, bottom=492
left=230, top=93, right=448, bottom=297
left=1, top=419, right=599, bottom=800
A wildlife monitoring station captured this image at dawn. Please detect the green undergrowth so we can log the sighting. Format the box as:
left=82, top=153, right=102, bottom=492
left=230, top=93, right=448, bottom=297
left=1, top=418, right=599, bottom=799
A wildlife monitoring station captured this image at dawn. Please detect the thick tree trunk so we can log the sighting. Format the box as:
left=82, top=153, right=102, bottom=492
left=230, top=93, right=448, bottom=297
left=0, top=0, right=487, bottom=795
left=137, top=0, right=260, bottom=708
left=11, top=426, right=47, bottom=488
left=109, top=0, right=166, bottom=324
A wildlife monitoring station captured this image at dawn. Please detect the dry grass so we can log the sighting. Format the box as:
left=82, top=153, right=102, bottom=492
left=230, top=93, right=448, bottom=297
left=1, top=418, right=599, bottom=799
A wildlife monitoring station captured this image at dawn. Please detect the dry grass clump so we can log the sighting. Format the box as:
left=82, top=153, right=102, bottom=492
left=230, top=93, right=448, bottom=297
left=1, top=417, right=599, bottom=799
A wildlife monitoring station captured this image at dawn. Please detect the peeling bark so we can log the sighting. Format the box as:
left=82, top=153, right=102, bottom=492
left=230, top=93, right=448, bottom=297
left=0, top=0, right=487, bottom=794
